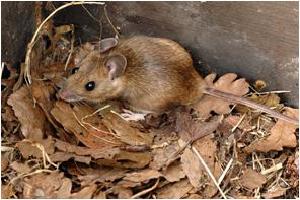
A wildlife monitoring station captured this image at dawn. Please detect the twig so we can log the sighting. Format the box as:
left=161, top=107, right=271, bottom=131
left=110, top=110, right=128, bottom=121
left=73, top=108, right=120, bottom=144
left=0, top=62, right=5, bottom=78
left=246, top=90, right=291, bottom=96
left=192, top=146, right=227, bottom=199
left=218, top=157, right=234, bottom=185
left=81, top=104, right=111, bottom=122
left=261, top=163, right=283, bottom=175
left=231, top=113, right=246, bottom=132
left=1, top=146, right=15, bottom=152
left=23, top=139, right=58, bottom=169
left=131, top=178, right=160, bottom=199
left=80, top=105, right=119, bottom=136
left=24, top=1, right=105, bottom=84
left=9, top=169, right=54, bottom=186
left=35, top=143, right=58, bottom=169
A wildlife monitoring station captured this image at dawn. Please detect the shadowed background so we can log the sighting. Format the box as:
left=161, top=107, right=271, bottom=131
left=1, top=1, right=298, bottom=106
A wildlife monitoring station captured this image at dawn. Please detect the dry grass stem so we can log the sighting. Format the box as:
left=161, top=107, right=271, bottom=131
left=231, top=113, right=246, bottom=132
left=24, top=1, right=105, bottom=84
left=192, top=146, right=227, bottom=199
left=131, top=178, right=160, bottom=199
left=218, top=157, right=234, bottom=185
left=261, top=163, right=283, bottom=175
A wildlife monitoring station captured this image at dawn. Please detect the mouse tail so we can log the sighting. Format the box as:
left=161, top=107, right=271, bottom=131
left=203, top=87, right=299, bottom=125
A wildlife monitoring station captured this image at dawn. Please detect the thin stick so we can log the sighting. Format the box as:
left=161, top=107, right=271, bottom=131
left=24, top=1, right=105, bottom=84
left=110, top=110, right=128, bottom=121
left=81, top=104, right=111, bottom=122
left=131, top=179, right=160, bottom=199
left=260, top=163, right=283, bottom=175
left=9, top=169, right=54, bottom=186
left=231, top=113, right=246, bottom=132
left=192, top=146, right=227, bottom=199
left=246, top=90, right=291, bottom=96
left=218, top=157, right=234, bottom=185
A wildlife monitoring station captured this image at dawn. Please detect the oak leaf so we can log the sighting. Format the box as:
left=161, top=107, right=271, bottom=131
left=7, top=86, right=46, bottom=140
left=244, top=107, right=298, bottom=153
left=194, top=73, right=249, bottom=118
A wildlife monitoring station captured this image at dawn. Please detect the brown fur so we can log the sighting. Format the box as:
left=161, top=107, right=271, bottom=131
left=59, top=36, right=298, bottom=124
left=60, top=36, right=207, bottom=112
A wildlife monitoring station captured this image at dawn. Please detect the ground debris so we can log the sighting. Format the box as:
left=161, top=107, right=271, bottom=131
left=239, top=168, right=267, bottom=190
left=244, top=107, right=298, bottom=153
left=2, top=8, right=299, bottom=199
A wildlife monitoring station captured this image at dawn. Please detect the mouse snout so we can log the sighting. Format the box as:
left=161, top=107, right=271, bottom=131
left=58, top=89, right=81, bottom=102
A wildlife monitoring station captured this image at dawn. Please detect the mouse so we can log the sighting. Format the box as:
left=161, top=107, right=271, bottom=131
left=58, top=36, right=298, bottom=125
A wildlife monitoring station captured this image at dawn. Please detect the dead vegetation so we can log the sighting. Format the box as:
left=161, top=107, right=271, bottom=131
left=1, top=2, right=299, bottom=199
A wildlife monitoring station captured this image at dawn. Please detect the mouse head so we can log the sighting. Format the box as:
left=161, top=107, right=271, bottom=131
left=59, top=38, right=128, bottom=103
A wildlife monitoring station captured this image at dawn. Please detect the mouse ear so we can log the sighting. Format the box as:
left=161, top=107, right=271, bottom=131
left=99, top=38, right=118, bottom=53
left=105, top=54, right=127, bottom=80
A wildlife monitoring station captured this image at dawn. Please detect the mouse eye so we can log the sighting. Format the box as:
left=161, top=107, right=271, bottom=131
left=71, top=67, right=79, bottom=74
left=85, top=81, right=95, bottom=91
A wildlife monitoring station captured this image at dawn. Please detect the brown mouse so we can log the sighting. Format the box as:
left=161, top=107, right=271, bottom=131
left=59, top=36, right=298, bottom=124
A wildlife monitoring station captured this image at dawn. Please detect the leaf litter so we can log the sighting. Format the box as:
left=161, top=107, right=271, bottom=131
left=1, top=2, right=299, bottom=199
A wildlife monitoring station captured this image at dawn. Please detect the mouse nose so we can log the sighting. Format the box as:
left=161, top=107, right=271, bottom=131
left=58, top=89, right=74, bottom=100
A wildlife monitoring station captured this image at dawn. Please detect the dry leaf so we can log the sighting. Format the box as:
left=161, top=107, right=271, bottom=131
left=116, top=187, right=133, bottom=199
left=1, top=152, right=10, bottom=172
left=10, top=161, right=31, bottom=174
left=175, top=108, right=221, bottom=142
left=96, top=150, right=151, bottom=169
left=224, top=115, right=253, bottom=131
left=181, top=147, right=203, bottom=188
left=7, top=86, right=46, bottom=140
left=71, top=184, right=97, bottom=199
left=55, top=139, right=150, bottom=168
left=181, top=135, right=222, bottom=197
left=254, top=80, right=267, bottom=91
left=119, top=169, right=162, bottom=187
left=123, top=169, right=162, bottom=183
left=1, top=184, right=15, bottom=199
left=194, top=73, right=249, bottom=118
left=51, top=102, right=122, bottom=149
left=149, top=141, right=181, bottom=170
left=30, top=80, right=61, bottom=130
left=261, top=185, right=287, bottom=198
left=22, top=172, right=65, bottom=198
left=78, top=167, right=127, bottom=186
left=244, top=107, right=298, bottom=153
left=156, top=179, right=193, bottom=199
left=54, top=178, right=72, bottom=198
left=239, top=169, right=267, bottom=190
left=102, top=112, right=153, bottom=146
left=16, top=137, right=55, bottom=159
left=162, top=161, right=186, bottom=182
left=149, top=128, right=181, bottom=170
left=54, top=139, right=97, bottom=155
left=50, top=152, right=91, bottom=164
